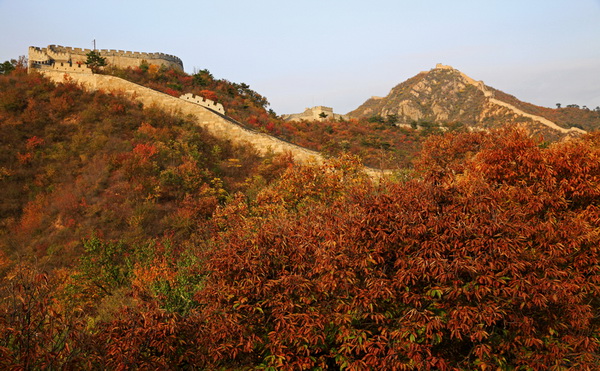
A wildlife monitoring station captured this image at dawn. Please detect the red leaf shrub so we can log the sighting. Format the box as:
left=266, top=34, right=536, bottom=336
left=193, top=130, right=600, bottom=369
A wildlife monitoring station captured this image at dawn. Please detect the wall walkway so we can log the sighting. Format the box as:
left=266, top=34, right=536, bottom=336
left=488, top=98, right=586, bottom=135
left=455, top=69, right=585, bottom=135
left=37, top=69, right=392, bottom=178
left=39, top=70, right=328, bottom=162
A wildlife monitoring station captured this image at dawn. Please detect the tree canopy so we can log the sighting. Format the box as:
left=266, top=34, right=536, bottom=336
left=85, top=50, right=107, bottom=72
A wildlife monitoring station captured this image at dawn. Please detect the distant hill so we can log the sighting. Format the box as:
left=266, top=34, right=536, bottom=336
left=348, top=64, right=600, bottom=141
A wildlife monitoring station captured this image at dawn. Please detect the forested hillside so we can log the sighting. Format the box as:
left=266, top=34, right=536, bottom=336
left=107, top=64, right=458, bottom=168
left=0, top=65, right=292, bottom=267
left=0, top=63, right=599, bottom=369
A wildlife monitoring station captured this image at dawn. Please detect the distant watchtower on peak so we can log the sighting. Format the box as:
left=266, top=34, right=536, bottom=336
left=435, top=63, right=454, bottom=70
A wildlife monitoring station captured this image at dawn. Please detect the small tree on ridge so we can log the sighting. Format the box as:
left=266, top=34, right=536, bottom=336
left=85, top=50, right=107, bottom=73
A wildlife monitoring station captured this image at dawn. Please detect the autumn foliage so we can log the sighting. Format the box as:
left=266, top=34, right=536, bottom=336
left=0, top=66, right=599, bottom=369
left=191, top=131, right=599, bottom=369
left=106, top=63, right=444, bottom=168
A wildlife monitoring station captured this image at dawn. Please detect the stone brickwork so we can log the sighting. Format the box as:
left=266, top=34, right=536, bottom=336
left=179, top=93, right=225, bottom=114
left=282, top=106, right=348, bottom=122
left=39, top=61, right=93, bottom=74
left=435, top=63, right=454, bottom=70
left=33, top=56, right=388, bottom=178
left=38, top=69, right=326, bottom=165
left=434, top=64, right=585, bottom=135
left=29, top=45, right=183, bottom=72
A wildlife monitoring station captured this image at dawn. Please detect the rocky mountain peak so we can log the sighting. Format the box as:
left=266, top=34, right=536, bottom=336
left=348, top=64, right=591, bottom=141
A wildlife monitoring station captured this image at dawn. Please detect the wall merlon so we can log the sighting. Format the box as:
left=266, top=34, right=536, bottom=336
left=435, top=63, right=454, bottom=70
left=180, top=93, right=225, bottom=114
left=31, top=61, right=93, bottom=74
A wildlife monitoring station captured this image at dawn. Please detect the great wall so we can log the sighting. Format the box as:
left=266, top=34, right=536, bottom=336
left=434, top=64, right=586, bottom=136
left=179, top=93, right=225, bottom=115
left=28, top=45, right=379, bottom=174
left=282, top=106, right=347, bottom=122
left=38, top=69, right=328, bottom=162
left=27, top=44, right=580, bottom=179
left=29, top=45, right=183, bottom=71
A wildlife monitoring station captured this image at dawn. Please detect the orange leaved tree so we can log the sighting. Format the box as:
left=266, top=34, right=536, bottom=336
left=191, top=130, right=599, bottom=369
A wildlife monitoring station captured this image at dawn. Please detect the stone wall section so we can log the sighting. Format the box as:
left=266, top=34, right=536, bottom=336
left=43, top=62, right=93, bottom=74
left=38, top=69, right=327, bottom=165
left=282, top=106, right=348, bottom=122
left=488, top=98, right=586, bottom=135
left=29, top=45, right=183, bottom=71
left=179, top=93, right=225, bottom=114
left=435, top=64, right=586, bottom=135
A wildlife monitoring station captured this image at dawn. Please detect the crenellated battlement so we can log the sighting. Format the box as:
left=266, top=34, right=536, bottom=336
left=435, top=63, right=454, bottom=70
left=29, top=44, right=184, bottom=72
left=180, top=93, right=225, bottom=114
left=30, top=60, right=93, bottom=74
left=48, top=45, right=183, bottom=66
left=282, top=105, right=347, bottom=122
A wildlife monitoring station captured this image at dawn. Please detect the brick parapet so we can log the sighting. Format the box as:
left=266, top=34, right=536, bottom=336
left=29, top=45, right=183, bottom=71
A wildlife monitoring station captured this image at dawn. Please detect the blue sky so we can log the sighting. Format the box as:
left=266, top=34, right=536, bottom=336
left=1, top=0, right=599, bottom=114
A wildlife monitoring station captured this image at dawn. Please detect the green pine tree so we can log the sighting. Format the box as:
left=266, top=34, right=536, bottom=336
left=85, top=50, right=107, bottom=73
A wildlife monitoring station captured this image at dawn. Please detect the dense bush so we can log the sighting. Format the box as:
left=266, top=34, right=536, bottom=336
left=191, top=130, right=599, bottom=369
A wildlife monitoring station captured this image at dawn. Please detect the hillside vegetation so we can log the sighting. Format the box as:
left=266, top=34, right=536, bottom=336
left=491, top=88, right=600, bottom=132
left=106, top=64, right=463, bottom=168
left=0, top=66, right=291, bottom=267
left=0, top=63, right=599, bottom=369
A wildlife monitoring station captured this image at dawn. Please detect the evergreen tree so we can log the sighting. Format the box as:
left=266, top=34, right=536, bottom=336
left=85, top=50, right=107, bottom=72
